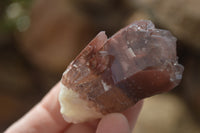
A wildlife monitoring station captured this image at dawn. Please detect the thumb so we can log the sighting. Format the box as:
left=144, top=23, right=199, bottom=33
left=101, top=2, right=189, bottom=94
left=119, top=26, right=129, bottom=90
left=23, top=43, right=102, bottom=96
left=96, top=113, right=131, bottom=133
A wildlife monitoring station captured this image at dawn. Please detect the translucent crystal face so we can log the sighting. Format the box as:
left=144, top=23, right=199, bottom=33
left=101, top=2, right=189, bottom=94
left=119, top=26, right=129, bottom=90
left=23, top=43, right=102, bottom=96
left=61, top=20, right=184, bottom=114
left=104, top=20, right=182, bottom=84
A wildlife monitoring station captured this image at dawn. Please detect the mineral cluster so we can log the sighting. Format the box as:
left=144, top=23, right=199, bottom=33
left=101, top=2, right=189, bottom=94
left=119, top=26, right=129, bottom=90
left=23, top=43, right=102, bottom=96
left=59, top=20, right=184, bottom=123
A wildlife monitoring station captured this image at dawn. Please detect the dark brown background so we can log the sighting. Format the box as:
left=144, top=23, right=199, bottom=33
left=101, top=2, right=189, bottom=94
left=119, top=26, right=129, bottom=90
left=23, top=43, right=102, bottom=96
left=0, top=0, right=200, bottom=132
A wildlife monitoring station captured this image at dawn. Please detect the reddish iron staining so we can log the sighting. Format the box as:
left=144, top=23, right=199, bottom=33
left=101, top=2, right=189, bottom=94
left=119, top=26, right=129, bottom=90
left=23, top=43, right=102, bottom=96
left=61, top=20, right=184, bottom=114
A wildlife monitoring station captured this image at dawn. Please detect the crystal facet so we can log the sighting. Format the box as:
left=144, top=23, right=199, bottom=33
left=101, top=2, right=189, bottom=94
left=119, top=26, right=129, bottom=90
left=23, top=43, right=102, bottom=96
left=59, top=20, right=184, bottom=123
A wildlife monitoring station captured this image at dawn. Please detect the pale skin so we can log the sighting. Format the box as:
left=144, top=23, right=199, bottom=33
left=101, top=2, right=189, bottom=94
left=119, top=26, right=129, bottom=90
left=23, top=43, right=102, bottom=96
left=5, top=82, right=143, bottom=133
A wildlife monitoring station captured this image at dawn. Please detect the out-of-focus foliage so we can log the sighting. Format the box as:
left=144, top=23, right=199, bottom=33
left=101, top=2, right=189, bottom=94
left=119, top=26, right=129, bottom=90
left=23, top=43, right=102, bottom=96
left=0, top=0, right=32, bottom=33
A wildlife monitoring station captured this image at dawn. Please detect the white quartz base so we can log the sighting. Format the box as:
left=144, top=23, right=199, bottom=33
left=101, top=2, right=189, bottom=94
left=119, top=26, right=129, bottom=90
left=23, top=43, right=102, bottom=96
left=59, top=83, right=103, bottom=123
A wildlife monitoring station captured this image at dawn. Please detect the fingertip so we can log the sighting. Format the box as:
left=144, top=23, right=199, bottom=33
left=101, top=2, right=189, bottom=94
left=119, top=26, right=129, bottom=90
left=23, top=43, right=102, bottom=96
left=64, top=123, right=95, bottom=133
left=123, top=100, right=143, bottom=130
left=96, top=113, right=131, bottom=133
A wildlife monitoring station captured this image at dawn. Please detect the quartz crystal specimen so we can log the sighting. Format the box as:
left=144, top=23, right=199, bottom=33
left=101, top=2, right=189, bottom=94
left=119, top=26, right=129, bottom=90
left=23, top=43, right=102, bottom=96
left=59, top=20, right=184, bottom=123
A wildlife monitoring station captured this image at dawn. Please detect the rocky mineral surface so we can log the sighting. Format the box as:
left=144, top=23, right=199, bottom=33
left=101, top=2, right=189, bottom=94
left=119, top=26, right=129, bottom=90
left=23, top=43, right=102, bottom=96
left=60, top=20, right=183, bottom=123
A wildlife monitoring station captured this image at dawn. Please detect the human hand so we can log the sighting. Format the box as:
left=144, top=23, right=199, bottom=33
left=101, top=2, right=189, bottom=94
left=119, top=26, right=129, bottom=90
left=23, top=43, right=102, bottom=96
left=5, top=82, right=143, bottom=133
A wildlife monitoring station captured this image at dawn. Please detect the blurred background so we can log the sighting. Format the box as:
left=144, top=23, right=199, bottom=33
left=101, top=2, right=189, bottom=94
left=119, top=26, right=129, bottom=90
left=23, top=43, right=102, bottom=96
left=0, top=0, right=200, bottom=132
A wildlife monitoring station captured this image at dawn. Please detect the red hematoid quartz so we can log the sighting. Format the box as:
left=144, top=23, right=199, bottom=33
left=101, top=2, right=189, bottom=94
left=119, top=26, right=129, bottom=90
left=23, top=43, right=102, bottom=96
left=61, top=20, right=184, bottom=114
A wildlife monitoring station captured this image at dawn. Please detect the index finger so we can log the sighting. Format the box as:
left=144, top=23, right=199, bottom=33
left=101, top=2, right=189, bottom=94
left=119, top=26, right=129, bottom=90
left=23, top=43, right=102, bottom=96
left=5, top=82, right=69, bottom=133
